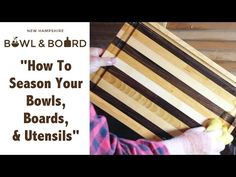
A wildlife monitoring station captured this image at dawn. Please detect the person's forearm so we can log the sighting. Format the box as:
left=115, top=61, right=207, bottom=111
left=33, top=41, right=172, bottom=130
left=111, top=135, right=169, bottom=155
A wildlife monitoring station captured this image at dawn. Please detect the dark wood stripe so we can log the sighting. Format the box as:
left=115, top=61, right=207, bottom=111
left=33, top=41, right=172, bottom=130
left=113, top=37, right=126, bottom=49
left=90, top=82, right=172, bottom=140
left=94, top=105, right=143, bottom=140
left=112, top=22, right=138, bottom=50
left=219, top=112, right=235, bottom=125
left=111, top=37, right=235, bottom=125
left=107, top=66, right=201, bottom=128
left=129, top=22, right=236, bottom=97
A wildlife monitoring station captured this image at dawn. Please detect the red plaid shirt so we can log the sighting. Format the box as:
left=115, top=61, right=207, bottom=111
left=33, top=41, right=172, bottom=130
left=90, top=104, right=169, bottom=155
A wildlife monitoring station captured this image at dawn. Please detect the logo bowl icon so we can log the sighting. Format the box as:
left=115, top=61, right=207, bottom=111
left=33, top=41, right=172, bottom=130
left=12, top=41, right=19, bottom=47
left=11, top=37, right=19, bottom=47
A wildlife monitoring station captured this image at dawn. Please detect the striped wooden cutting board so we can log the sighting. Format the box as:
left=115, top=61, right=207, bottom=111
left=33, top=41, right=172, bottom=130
left=90, top=22, right=236, bottom=143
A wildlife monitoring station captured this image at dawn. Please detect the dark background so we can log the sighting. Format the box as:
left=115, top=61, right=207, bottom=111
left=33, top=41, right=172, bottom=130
left=90, top=22, right=123, bottom=48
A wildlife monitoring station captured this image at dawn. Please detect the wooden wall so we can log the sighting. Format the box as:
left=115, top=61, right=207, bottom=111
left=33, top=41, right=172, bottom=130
left=90, top=22, right=123, bottom=48
left=168, top=22, right=236, bottom=76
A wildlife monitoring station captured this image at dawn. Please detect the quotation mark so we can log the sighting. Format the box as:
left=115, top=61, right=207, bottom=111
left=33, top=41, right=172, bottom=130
left=73, top=130, right=79, bottom=135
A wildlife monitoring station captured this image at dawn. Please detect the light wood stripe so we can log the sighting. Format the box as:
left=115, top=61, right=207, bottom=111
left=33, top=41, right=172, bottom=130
left=113, top=33, right=236, bottom=121
left=108, top=66, right=202, bottom=126
left=109, top=41, right=233, bottom=127
left=107, top=45, right=222, bottom=119
left=138, top=23, right=236, bottom=97
left=90, top=92, right=161, bottom=140
left=111, top=38, right=235, bottom=125
left=90, top=68, right=106, bottom=85
left=118, top=23, right=235, bottom=104
left=91, top=81, right=172, bottom=139
left=116, top=22, right=136, bottom=43
left=98, top=79, right=183, bottom=137
left=109, top=53, right=208, bottom=124
left=125, top=29, right=235, bottom=113
left=145, top=22, right=236, bottom=88
left=100, top=71, right=188, bottom=135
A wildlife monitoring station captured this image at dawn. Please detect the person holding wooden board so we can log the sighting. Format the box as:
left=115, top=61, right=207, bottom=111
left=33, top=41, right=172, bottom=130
left=90, top=47, right=227, bottom=155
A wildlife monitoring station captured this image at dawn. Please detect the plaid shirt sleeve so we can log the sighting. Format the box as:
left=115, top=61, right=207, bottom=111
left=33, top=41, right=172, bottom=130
left=90, top=104, right=169, bottom=155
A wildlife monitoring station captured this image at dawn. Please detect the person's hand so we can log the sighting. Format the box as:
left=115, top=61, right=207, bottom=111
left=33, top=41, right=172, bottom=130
left=162, top=127, right=225, bottom=155
left=90, top=47, right=116, bottom=73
